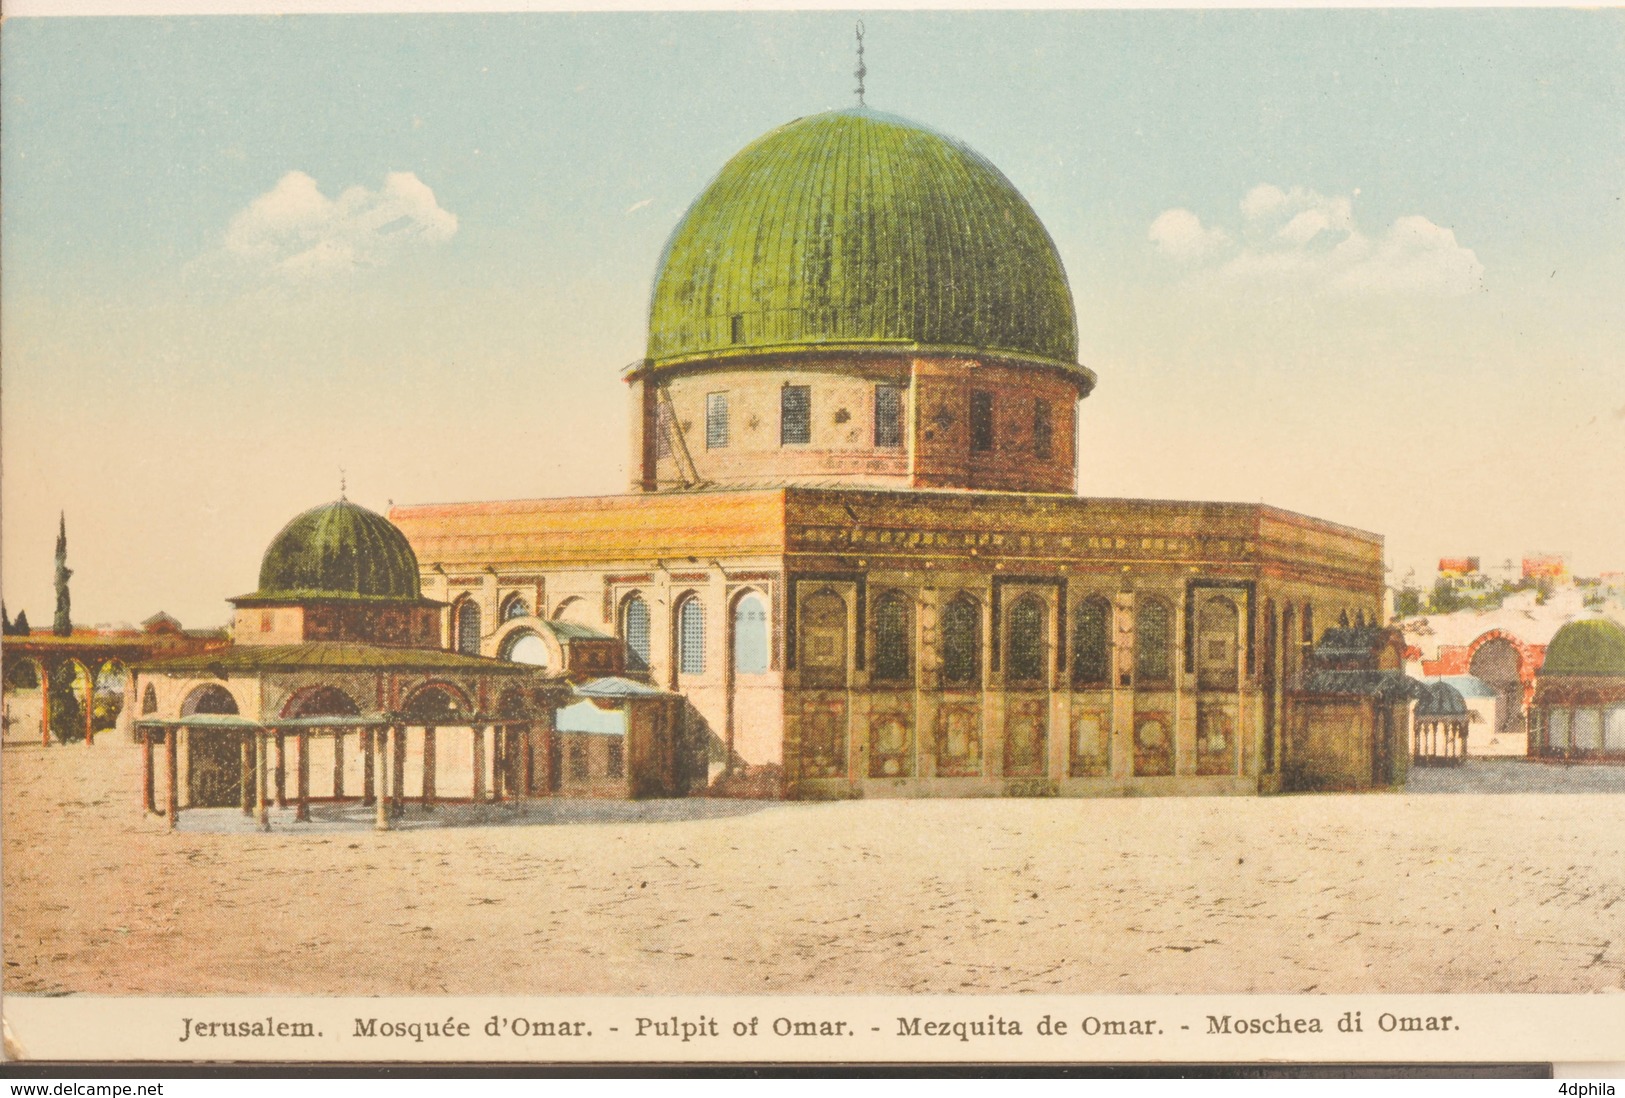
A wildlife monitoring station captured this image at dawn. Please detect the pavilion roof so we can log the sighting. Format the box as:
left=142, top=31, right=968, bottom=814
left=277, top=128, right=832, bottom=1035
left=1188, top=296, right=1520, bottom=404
left=135, top=641, right=544, bottom=676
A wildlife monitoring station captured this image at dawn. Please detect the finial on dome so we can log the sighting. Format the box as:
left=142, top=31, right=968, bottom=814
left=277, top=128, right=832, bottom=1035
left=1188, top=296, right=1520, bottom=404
left=853, top=21, right=867, bottom=107
left=339, top=468, right=347, bottom=501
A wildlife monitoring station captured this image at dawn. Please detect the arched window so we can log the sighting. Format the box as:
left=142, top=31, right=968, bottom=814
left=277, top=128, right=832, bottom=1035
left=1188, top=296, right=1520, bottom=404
left=799, top=590, right=848, bottom=690
left=1302, top=603, right=1315, bottom=650
left=1134, top=597, right=1173, bottom=686
left=733, top=592, right=768, bottom=675
left=141, top=684, right=158, bottom=714
left=677, top=596, right=706, bottom=676
left=455, top=599, right=481, bottom=655
left=1196, top=596, right=1240, bottom=691
left=621, top=594, right=651, bottom=672
left=502, top=629, right=550, bottom=669
left=941, top=595, right=981, bottom=688
left=872, top=591, right=913, bottom=683
left=1006, top=594, right=1047, bottom=686
left=1072, top=596, right=1112, bottom=687
left=501, top=594, right=530, bottom=622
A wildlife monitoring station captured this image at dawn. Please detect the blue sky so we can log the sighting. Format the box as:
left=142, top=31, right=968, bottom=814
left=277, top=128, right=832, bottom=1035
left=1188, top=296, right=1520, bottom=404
left=3, top=11, right=1622, bottom=625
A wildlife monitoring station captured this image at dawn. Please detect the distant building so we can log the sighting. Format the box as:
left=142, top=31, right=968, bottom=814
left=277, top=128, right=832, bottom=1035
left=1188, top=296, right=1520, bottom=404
left=1438, top=557, right=1480, bottom=578
left=1522, top=554, right=1570, bottom=583
left=1529, top=616, right=1625, bottom=761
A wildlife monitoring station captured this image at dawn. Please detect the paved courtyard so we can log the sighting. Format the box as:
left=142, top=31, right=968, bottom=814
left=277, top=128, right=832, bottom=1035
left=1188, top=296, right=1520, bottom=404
left=4, top=741, right=1623, bottom=996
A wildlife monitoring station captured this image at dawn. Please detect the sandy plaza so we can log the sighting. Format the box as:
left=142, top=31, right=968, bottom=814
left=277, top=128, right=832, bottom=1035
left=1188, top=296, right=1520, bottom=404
left=5, top=739, right=1622, bottom=998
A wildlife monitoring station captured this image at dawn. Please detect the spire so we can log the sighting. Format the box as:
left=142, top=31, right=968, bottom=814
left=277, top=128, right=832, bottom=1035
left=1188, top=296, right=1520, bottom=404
left=340, top=468, right=348, bottom=502
left=853, top=21, right=867, bottom=107
left=53, top=511, right=72, bottom=637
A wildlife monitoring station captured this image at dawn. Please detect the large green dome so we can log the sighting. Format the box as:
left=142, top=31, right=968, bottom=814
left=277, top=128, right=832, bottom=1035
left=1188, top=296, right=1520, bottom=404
left=248, top=500, right=422, bottom=602
left=647, top=108, right=1079, bottom=369
left=1541, top=617, right=1625, bottom=677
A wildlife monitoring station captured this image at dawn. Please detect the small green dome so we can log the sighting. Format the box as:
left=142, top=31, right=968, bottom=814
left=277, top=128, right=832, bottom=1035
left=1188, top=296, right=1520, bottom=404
left=647, top=108, right=1080, bottom=370
left=252, top=500, right=422, bottom=602
left=1540, top=617, right=1625, bottom=677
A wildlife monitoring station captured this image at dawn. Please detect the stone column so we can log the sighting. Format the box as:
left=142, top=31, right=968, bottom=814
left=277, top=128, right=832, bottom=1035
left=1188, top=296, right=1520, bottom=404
left=255, top=730, right=270, bottom=832
left=391, top=725, right=406, bottom=817
left=333, top=732, right=345, bottom=799
left=422, top=726, right=437, bottom=812
left=83, top=671, right=96, bottom=746
left=362, top=729, right=375, bottom=806
left=295, top=731, right=311, bottom=823
left=274, top=731, right=287, bottom=808
left=165, top=729, right=179, bottom=831
left=373, top=725, right=390, bottom=832
left=472, top=725, right=487, bottom=801
left=141, top=730, right=156, bottom=813
left=240, top=735, right=254, bottom=815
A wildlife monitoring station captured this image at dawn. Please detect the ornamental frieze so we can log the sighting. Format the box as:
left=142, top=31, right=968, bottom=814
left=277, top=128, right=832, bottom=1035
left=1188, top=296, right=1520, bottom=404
left=789, top=524, right=1257, bottom=560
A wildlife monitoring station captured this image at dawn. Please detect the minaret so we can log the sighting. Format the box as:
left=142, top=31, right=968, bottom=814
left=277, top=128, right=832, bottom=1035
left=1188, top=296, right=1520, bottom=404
left=52, top=512, right=73, bottom=637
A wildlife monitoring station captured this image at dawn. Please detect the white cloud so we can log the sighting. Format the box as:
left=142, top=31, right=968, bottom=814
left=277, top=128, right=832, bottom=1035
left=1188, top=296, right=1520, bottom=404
left=1150, top=184, right=1482, bottom=296
left=217, top=170, right=457, bottom=279
left=1148, top=208, right=1230, bottom=262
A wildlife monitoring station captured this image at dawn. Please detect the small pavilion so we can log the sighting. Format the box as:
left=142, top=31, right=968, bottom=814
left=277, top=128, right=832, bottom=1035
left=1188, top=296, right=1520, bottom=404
left=1411, top=681, right=1469, bottom=766
left=133, top=499, right=568, bottom=830
left=1530, top=615, right=1625, bottom=761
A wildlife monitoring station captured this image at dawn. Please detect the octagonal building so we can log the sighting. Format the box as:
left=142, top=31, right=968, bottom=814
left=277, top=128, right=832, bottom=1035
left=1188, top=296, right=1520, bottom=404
left=392, top=104, right=1397, bottom=799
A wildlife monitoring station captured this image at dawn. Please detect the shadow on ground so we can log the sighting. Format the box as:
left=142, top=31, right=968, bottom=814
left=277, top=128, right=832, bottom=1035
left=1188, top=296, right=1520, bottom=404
left=1405, top=757, right=1625, bottom=794
left=177, top=796, right=788, bottom=834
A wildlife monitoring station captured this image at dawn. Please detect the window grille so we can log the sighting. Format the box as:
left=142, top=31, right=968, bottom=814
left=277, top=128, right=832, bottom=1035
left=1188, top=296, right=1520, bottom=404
left=678, top=598, right=706, bottom=675
left=874, top=384, right=903, bottom=448
left=1072, top=598, right=1112, bottom=686
left=941, top=597, right=981, bottom=686
left=1007, top=596, right=1046, bottom=685
left=607, top=739, right=625, bottom=779
left=970, top=390, right=994, bottom=453
left=780, top=385, right=811, bottom=446
left=706, top=392, right=729, bottom=449
left=1135, top=598, right=1172, bottom=684
left=654, top=403, right=673, bottom=460
left=456, top=600, right=481, bottom=655
left=622, top=595, right=651, bottom=672
left=1033, top=399, right=1053, bottom=460
left=502, top=596, right=529, bottom=621
left=569, top=740, right=589, bottom=781
left=872, top=593, right=912, bottom=682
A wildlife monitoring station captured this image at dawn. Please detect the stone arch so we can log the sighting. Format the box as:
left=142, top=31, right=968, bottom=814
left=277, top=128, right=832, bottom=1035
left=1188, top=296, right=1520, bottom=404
left=1468, top=631, right=1532, bottom=739
left=401, top=681, right=474, bottom=723
left=180, top=683, right=239, bottom=716
left=280, top=684, right=362, bottom=719
left=2, top=654, right=43, bottom=691
left=494, top=622, right=560, bottom=671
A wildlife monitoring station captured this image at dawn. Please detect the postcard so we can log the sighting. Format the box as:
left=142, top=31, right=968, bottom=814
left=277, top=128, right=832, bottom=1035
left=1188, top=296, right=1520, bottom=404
left=2, top=5, right=1623, bottom=1069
